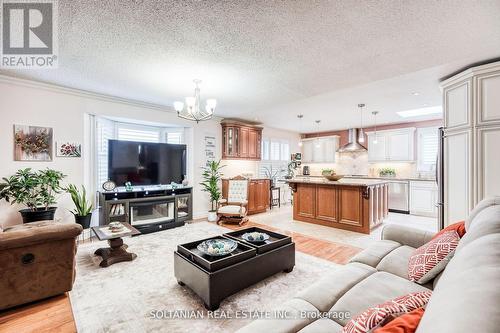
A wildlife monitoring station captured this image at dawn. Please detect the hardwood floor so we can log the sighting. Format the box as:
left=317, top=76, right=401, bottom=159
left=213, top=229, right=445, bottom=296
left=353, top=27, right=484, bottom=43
left=223, top=220, right=362, bottom=264
left=0, top=294, right=76, bottom=333
left=0, top=220, right=361, bottom=333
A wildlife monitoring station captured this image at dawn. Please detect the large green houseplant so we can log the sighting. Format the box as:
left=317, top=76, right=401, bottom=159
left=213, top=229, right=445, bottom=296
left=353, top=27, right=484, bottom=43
left=200, top=160, right=224, bottom=222
left=66, top=184, right=93, bottom=229
left=0, top=168, right=66, bottom=223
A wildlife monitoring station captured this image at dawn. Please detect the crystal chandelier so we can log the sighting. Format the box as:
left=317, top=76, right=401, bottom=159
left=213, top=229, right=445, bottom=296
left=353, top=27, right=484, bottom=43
left=174, top=79, right=216, bottom=123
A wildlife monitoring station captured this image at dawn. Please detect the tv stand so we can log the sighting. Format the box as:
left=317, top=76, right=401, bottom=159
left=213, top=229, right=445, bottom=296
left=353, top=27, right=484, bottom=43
left=98, top=185, right=192, bottom=235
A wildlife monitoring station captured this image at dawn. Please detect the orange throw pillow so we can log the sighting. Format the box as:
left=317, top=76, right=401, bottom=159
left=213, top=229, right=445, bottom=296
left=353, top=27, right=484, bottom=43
left=374, top=308, right=425, bottom=333
left=432, top=221, right=466, bottom=240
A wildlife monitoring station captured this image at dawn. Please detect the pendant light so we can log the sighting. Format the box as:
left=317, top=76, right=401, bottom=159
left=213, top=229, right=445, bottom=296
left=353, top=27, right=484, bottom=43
left=315, top=120, right=321, bottom=148
left=358, top=103, right=365, bottom=143
left=372, top=111, right=379, bottom=144
left=297, top=114, right=304, bottom=147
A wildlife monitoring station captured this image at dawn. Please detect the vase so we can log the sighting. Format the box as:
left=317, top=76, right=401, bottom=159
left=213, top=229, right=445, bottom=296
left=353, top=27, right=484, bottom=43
left=19, top=207, right=57, bottom=223
left=207, top=211, right=218, bottom=222
left=74, top=213, right=92, bottom=229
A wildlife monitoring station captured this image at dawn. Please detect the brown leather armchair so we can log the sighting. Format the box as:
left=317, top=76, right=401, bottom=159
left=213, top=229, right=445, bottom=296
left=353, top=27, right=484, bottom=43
left=0, top=221, right=82, bottom=310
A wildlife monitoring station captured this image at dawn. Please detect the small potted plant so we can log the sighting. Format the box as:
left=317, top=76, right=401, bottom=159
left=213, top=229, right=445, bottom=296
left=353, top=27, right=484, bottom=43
left=0, top=168, right=65, bottom=223
left=379, top=168, right=396, bottom=177
left=200, top=160, right=224, bottom=222
left=66, top=184, right=93, bottom=229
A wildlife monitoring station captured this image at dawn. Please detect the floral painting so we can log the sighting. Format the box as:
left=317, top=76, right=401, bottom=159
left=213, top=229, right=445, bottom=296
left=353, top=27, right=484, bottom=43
left=56, top=142, right=82, bottom=157
left=14, top=125, right=53, bottom=161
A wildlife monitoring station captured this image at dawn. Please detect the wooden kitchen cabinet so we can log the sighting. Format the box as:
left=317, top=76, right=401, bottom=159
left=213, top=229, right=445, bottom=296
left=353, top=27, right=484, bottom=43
left=222, top=178, right=270, bottom=215
left=222, top=122, right=262, bottom=160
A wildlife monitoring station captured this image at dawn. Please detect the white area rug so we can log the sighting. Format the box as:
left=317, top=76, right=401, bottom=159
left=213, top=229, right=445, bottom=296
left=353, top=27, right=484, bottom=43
left=70, top=222, right=339, bottom=333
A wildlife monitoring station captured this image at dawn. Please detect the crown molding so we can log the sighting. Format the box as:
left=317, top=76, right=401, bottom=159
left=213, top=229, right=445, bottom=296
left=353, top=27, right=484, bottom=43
left=0, top=74, right=168, bottom=114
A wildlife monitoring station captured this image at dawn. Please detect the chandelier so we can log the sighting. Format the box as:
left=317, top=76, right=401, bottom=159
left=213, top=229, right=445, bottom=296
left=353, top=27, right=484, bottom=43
left=174, top=79, right=216, bottom=123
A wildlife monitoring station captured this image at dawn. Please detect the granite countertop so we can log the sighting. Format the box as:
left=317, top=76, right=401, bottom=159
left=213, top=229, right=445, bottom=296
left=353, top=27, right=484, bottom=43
left=287, top=178, right=388, bottom=186
left=293, top=175, right=436, bottom=182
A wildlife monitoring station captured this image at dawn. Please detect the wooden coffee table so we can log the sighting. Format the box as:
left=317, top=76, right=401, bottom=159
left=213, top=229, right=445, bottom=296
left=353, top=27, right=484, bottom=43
left=91, top=223, right=140, bottom=267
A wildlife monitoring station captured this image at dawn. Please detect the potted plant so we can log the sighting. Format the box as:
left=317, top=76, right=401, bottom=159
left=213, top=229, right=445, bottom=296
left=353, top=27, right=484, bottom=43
left=0, top=168, right=66, bottom=223
left=66, top=184, right=93, bottom=229
left=200, top=160, right=224, bottom=222
left=264, top=166, right=281, bottom=187
left=379, top=168, right=396, bottom=177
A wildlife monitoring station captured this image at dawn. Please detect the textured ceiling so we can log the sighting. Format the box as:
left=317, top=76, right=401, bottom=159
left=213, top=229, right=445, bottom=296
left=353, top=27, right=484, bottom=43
left=2, top=0, right=500, bottom=132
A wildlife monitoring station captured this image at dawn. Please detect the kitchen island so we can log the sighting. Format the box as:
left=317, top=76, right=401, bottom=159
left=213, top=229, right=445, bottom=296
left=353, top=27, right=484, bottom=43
left=287, top=178, right=389, bottom=234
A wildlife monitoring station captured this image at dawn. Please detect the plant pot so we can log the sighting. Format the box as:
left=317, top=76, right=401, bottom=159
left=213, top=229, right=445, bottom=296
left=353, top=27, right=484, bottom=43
left=207, top=211, right=218, bottom=222
left=74, top=213, right=92, bottom=229
left=19, top=207, right=57, bottom=223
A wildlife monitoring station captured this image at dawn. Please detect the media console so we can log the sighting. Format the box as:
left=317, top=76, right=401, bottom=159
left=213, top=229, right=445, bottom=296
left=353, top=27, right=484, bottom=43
left=98, top=185, right=192, bottom=234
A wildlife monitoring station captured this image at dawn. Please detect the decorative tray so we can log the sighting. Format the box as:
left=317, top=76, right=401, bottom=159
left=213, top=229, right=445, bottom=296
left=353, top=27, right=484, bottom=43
left=177, top=236, right=256, bottom=272
left=223, top=227, right=292, bottom=254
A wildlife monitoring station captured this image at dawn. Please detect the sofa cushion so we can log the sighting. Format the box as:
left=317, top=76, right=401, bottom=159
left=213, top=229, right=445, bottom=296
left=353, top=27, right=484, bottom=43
left=416, top=234, right=500, bottom=333
left=376, top=245, right=415, bottom=280
left=431, top=221, right=466, bottom=240
left=298, top=318, right=343, bottom=333
left=464, top=196, right=500, bottom=230
left=349, top=240, right=402, bottom=268
left=296, top=263, right=377, bottom=312
left=331, top=272, right=431, bottom=326
left=342, top=291, right=431, bottom=333
left=456, top=204, right=500, bottom=253
left=236, top=298, right=320, bottom=333
left=407, top=231, right=459, bottom=284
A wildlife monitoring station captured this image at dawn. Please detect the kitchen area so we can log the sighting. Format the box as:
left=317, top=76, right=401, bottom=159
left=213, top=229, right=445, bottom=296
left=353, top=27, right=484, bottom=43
left=294, top=119, right=442, bottom=227
left=219, top=117, right=443, bottom=237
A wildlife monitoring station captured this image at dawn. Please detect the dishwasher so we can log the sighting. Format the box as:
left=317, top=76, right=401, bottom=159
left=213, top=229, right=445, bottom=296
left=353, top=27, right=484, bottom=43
left=387, top=180, right=410, bottom=214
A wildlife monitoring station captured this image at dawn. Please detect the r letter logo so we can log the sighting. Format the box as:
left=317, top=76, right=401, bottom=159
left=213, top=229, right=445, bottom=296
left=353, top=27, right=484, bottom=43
left=1, top=0, right=58, bottom=68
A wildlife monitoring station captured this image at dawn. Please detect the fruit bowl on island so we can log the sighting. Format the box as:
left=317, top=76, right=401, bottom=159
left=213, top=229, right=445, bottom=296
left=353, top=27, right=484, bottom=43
left=321, top=169, right=344, bottom=181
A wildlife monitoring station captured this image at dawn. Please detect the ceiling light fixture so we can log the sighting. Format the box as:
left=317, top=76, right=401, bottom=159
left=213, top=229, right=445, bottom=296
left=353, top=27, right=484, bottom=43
left=358, top=103, right=365, bottom=143
left=372, top=111, right=379, bottom=144
left=412, top=92, right=420, bottom=96
left=315, top=120, right=321, bottom=148
left=397, top=106, right=442, bottom=118
left=297, top=114, right=304, bottom=147
left=174, top=79, right=216, bottom=123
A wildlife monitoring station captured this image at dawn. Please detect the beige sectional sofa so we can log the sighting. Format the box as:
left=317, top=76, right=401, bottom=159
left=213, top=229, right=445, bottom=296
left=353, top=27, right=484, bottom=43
left=237, top=197, right=500, bottom=333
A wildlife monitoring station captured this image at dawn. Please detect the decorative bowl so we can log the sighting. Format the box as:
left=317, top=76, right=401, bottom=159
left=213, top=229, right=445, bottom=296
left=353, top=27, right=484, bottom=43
left=323, top=174, right=344, bottom=181
left=197, top=238, right=238, bottom=257
left=108, top=222, right=124, bottom=232
left=242, top=232, right=270, bottom=243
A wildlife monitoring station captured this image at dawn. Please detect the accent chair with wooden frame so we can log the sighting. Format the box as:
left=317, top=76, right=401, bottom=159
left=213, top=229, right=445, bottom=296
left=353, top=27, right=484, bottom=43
left=217, top=176, right=249, bottom=226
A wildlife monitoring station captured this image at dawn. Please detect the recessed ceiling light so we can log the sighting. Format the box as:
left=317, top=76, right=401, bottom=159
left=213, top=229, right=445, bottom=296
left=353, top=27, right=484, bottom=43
left=397, top=106, right=442, bottom=118
left=423, top=103, right=428, bottom=106
left=412, top=92, right=420, bottom=96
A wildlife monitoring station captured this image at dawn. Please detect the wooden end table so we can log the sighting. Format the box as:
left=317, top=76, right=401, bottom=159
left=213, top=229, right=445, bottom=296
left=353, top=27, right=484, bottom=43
left=91, top=223, right=140, bottom=267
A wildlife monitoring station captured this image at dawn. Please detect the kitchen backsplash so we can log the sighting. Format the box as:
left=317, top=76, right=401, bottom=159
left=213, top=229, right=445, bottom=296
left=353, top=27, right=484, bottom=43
left=301, top=152, right=434, bottom=179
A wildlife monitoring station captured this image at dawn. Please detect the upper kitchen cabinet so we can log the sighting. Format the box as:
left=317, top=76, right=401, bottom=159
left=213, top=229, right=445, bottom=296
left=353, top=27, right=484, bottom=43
left=367, top=128, right=416, bottom=162
left=477, top=69, right=500, bottom=126
left=221, top=122, right=262, bottom=160
left=444, top=78, right=472, bottom=131
left=301, top=136, right=338, bottom=163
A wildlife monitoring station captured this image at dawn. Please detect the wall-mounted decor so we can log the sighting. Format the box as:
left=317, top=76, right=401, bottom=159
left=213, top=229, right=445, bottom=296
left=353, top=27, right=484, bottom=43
left=14, top=125, right=53, bottom=161
left=56, top=142, right=82, bottom=157
left=204, top=134, right=216, bottom=166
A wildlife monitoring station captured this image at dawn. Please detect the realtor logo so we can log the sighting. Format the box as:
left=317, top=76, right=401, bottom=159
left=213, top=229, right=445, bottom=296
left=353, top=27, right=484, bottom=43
left=1, top=0, right=58, bottom=68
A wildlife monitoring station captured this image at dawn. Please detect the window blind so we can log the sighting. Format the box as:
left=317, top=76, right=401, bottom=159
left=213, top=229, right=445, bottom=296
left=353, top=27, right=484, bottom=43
left=96, top=118, right=115, bottom=187
left=417, top=127, right=439, bottom=171
left=116, top=124, right=160, bottom=143
left=166, top=131, right=184, bottom=144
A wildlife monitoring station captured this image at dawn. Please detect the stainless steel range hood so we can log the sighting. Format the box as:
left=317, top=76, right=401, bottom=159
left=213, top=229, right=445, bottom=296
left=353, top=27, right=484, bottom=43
left=338, top=128, right=367, bottom=153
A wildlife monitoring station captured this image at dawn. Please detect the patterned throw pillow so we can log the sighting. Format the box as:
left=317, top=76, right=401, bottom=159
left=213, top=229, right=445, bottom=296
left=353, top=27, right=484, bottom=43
left=431, top=221, right=466, bottom=240
left=342, top=291, right=432, bottom=333
left=407, top=230, right=460, bottom=284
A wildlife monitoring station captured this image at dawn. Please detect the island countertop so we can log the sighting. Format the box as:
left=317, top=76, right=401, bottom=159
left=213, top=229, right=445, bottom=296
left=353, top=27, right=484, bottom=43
left=286, top=178, right=388, bottom=187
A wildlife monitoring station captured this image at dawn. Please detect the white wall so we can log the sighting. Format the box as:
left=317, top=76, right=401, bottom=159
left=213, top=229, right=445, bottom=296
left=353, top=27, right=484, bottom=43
left=0, top=76, right=222, bottom=227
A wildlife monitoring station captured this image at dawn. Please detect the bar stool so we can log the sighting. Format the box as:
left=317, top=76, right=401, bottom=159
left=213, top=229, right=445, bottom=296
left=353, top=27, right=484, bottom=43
left=270, top=186, right=281, bottom=208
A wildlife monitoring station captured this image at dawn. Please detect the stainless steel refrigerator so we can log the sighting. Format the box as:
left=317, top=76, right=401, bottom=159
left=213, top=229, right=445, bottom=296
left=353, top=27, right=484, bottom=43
left=436, top=127, right=445, bottom=230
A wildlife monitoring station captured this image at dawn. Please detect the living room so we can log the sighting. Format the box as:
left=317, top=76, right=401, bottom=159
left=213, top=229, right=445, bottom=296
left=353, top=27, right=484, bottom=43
left=0, top=1, right=499, bottom=333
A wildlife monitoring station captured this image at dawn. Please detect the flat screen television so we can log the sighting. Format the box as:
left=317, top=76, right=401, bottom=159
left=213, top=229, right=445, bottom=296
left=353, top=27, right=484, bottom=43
left=108, top=140, right=186, bottom=186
